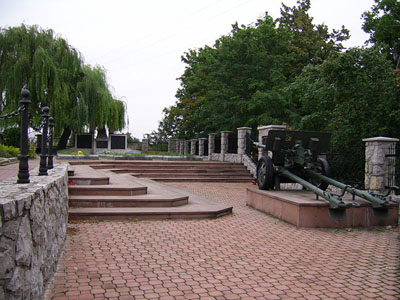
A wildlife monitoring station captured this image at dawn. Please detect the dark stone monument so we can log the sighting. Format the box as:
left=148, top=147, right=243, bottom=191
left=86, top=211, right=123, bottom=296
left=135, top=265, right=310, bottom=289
left=110, top=134, right=126, bottom=150
left=76, top=134, right=93, bottom=149
left=96, top=140, right=108, bottom=149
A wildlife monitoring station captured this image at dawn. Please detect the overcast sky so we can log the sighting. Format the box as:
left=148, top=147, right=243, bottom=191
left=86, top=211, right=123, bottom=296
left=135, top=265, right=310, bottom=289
left=0, top=0, right=375, bottom=139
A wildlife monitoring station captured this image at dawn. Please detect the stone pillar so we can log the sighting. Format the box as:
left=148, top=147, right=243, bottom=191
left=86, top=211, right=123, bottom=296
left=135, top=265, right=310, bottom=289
left=363, top=137, right=399, bottom=191
left=191, top=139, right=197, bottom=155
left=142, top=138, right=149, bottom=152
left=257, top=125, right=287, bottom=158
left=171, top=139, right=177, bottom=153
left=208, top=133, right=216, bottom=157
left=184, top=140, right=190, bottom=155
left=178, top=140, right=183, bottom=155
left=237, top=127, right=252, bottom=155
left=168, top=139, right=172, bottom=153
left=198, top=138, right=207, bottom=156
left=221, top=131, right=232, bottom=155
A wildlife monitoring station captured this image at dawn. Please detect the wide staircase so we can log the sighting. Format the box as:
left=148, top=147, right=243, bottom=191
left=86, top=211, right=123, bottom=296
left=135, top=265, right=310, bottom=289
left=67, top=161, right=237, bottom=221
left=72, top=160, right=254, bottom=182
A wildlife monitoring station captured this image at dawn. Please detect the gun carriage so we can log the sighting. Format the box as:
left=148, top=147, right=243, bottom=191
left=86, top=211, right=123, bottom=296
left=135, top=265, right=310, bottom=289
left=256, top=130, right=391, bottom=221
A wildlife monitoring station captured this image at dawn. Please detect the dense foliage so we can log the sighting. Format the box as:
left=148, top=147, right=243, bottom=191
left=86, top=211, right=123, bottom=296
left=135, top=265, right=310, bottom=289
left=362, top=0, right=400, bottom=68
left=0, top=24, right=126, bottom=148
left=155, top=0, right=400, bottom=183
left=157, top=0, right=350, bottom=139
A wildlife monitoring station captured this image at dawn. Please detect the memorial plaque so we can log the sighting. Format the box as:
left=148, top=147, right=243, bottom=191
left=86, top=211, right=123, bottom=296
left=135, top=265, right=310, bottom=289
left=96, top=140, right=108, bottom=149
left=76, top=134, right=93, bottom=149
left=111, top=135, right=126, bottom=149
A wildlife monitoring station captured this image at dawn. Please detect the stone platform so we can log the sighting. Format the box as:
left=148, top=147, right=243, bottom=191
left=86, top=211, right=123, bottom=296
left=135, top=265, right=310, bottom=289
left=68, top=163, right=233, bottom=220
left=247, top=187, right=399, bottom=228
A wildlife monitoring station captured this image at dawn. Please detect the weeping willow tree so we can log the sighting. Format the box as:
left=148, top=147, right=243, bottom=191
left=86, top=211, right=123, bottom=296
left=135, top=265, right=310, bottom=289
left=0, top=25, right=83, bottom=136
left=0, top=24, right=126, bottom=149
left=107, top=98, right=126, bottom=133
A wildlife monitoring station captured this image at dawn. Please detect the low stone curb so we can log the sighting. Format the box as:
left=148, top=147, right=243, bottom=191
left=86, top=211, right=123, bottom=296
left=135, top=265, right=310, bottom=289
left=0, top=157, right=18, bottom=166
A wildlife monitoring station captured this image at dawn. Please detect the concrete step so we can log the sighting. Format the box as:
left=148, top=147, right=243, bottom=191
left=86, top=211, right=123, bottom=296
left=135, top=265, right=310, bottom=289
left=112, top=168, right=250, bottom=174
left=68, top=206, right=232, bottom=220
left=69, top=194, right=188, bottom=208
left=68, top=165, right=109, bottom=185
left=129, top=172, right=253, bottom=179
left=149, top=177, right=253, bottom=183
left=66, top=163, right=233, bottom=221
left=69, top=176, right=109, bottom=185
left=68, top=184, right=147, bottom=196
left=92, top=164, right=247, bottom=171
left=67, top=168, right=75, bottom=176
left=70, top=160, right=246, bottom=169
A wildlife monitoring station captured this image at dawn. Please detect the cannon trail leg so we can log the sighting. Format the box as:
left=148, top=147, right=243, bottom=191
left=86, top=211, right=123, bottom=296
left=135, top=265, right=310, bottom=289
left=280, top=169, right=349, bottom=220
left=307, top=170, right=390, bottom=220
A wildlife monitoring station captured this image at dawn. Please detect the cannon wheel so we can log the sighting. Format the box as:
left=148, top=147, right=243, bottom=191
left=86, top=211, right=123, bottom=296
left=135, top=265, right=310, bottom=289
left=257, top=155, right=275, bottom=190
left=310, top=157, right=331, bottom=191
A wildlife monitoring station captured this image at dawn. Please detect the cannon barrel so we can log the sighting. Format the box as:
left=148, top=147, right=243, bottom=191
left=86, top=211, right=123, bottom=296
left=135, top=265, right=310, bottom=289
left=307, top=170, right=390, bottom=219
left=280, top=168, right=350, bottom=220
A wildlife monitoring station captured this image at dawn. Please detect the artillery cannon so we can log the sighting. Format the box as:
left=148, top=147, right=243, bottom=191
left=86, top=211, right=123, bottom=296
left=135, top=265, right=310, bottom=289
left=256, top=130, right=392, bottom=221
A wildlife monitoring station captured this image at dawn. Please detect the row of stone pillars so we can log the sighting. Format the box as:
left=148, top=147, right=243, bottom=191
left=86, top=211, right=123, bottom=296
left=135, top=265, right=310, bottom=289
left=168, top=127, right=252, bottom=157
left=169, top=124, right=399, bottom=193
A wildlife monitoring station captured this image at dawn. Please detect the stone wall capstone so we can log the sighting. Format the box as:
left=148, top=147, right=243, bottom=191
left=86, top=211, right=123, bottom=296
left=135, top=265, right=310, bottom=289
left=257, top=125, right=287, bottom=158
left=0, top=164, right=69, bottom=300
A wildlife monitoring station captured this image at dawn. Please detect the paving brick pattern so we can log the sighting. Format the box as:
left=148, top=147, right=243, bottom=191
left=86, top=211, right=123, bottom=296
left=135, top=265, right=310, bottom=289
left=0, top=158, right=40, bottom=182
left=45, top=182, right=399, bottom=300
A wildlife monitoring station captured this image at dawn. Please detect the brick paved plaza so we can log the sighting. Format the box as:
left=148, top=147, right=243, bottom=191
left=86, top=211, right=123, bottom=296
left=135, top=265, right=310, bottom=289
left=44, top=182, right=399, bottom=300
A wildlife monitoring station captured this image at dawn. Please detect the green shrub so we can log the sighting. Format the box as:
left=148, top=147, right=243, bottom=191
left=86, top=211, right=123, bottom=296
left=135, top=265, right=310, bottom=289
left=0, top=143, right=35, bottom=159
left=0, top=144, right=20, bottom=157
left=3, top=127, right=20, bottom=148
left=28, top=143, right=36, bottom=159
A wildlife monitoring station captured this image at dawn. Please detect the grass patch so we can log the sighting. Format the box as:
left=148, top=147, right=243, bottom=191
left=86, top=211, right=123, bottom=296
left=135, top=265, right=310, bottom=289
left=58, top=149, right=91, bottom=155
left=104, top=151, right=189, bottom=157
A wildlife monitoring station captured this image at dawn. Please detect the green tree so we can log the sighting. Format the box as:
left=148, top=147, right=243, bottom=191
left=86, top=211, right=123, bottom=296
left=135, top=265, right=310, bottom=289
left=78, top=65, right=125, bottom=133
left=285, top=47, right=400, bottom=181
left=0, top=25, right=126, bottom=149
left=158, top=0, right=348, bottom=139
left=362, top=0, right=400, bottom=67
left=279, top=0, right=349, bottom=78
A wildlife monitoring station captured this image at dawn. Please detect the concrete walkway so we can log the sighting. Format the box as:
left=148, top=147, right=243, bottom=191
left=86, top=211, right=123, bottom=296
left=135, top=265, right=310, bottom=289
left=45, top=182, right=399, bottom=300
left=0, top=157, right=40, bottom=182
left=1, top=160, right=399, bottom=299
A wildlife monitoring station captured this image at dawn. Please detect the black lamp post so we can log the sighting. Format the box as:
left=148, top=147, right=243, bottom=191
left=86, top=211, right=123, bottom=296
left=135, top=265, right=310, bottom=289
left=47, top=116, right=54, bottom=169
left=39, top=106, right=50, bottom=176
left=17, top=87, right=31, bottom=184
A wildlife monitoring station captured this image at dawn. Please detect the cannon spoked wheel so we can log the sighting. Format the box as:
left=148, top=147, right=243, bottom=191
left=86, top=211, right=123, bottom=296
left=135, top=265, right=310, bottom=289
left=310, top=157, right=331, bottom=191
left=257, top=155, right=275, bottom=190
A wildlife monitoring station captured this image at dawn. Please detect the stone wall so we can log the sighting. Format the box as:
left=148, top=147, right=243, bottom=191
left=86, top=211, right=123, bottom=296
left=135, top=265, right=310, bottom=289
left=363, top=137, right=399, bottom=191
left=0, top=164, right=69, bottom=300
left=242, top=154, right=256, bottom=177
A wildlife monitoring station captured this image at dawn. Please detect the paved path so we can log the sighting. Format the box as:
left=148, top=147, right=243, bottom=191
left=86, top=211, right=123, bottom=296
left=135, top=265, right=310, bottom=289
left=0, top=157, right=40, bottom=182
left=44, top=182, right=399, bottom=300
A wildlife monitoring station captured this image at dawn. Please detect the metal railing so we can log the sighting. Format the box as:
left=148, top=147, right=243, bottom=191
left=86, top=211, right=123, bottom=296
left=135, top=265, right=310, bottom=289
left=214, top=135, right=221, bottom=153
left=227, top=133, right=238, bottom=154
left=386, top=143, right=398, bottom=188
left=0, top=86, right=54, bottom=183
left=245, top=132, right=258, bottom=164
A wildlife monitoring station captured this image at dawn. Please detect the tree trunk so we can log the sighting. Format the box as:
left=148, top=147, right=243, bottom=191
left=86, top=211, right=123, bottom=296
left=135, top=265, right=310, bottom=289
left=97, top=126, right=108, bottom=139
left=57, top=127, right=71, bottom=150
